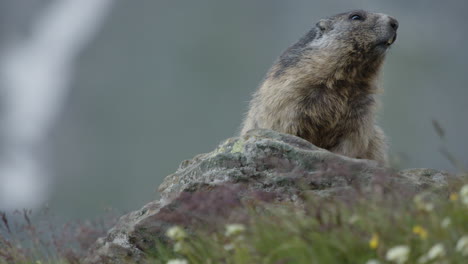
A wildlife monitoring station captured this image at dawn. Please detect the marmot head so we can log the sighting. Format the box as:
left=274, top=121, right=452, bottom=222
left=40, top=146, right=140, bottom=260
left=316, top=10, right=398, bottom=54
left=274, top=10, right=398, bottom=81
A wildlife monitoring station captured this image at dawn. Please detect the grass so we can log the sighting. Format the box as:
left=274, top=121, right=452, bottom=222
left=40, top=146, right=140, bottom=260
left=1, top=182, right=468, bottom=264
left=1, top=183, right=467, bottom=264
left=1, top=178, right=467, bottom=264
left=152, top=181, right=468, bottom=264
left=0, top=209, right=117, bottom=264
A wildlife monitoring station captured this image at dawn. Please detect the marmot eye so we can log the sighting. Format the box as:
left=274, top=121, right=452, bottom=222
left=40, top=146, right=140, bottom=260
left=350, top=14, right=362, bottom=20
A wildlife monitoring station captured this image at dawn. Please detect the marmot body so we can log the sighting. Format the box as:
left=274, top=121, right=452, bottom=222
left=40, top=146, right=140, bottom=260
left=241, top=10, right=398, bottom=165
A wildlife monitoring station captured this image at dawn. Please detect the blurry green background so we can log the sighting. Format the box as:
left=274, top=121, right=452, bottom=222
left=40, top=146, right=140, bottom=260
left=1, top=0, right=468, bottom=220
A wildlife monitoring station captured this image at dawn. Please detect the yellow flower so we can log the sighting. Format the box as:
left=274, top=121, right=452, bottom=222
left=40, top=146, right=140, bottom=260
left=369, top=233, right=379, bottom=249
left=412, top=225, right=428, bottom=240
left=225, top=223, right=246, bottom=237
left=455, top=235, right=468, bottom=256
left=449, top=192, right=459, bottom=201
left=166, top=226, right=187, bottom=241
left=386, top=245, right=410, bottom=264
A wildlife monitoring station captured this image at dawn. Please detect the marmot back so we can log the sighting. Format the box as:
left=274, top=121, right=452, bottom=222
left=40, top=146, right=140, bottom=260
left=241, top=10, right=399, bottom=166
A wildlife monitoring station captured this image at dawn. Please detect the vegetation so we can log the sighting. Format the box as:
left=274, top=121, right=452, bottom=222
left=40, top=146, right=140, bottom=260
left=154, top=182, right=468, bottom=264
left=0, top=209, right=116, bottom=264
left=1, top=181, right=467, bottom=264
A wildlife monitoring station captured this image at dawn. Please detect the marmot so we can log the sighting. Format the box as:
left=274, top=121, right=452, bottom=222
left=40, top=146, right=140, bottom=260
left=241, top=10, right=398, bottom=166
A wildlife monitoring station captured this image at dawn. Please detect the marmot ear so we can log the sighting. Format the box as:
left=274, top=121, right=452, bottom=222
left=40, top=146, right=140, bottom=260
left=316, top=19, right=331, bottom=32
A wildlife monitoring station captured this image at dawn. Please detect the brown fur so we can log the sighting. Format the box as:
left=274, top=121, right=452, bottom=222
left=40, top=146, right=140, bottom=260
left=241, top=10, right=398, bottom=165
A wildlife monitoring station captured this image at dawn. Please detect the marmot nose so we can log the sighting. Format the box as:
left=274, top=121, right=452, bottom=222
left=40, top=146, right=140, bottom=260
left=389, top=17, right=399, bottom=31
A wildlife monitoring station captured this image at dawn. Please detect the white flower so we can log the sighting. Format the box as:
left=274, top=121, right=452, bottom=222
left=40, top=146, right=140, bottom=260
left=224, top=243, right=235, bottom=251
left=173, top=241, right=184, bottom=252
left=413, top=194, right=434, bottom=212
left=417, top=255, right=429, bottom=264
left=456, top=235, right=468, bottom=256
left=348, top=214, right=360, bottom=224
left=440, top=217, right=451, bottom=229
left=460, top=184, right=468, bottom=197
left=166, top=226, right=187, bottom=240
left=365, top=260, right=381, bottom=264
left=426, top=243, right=446, bottom=260
left=460, top=184, right=468, bottom=205
left=386, top=245, right=410, bottom=264
left=167, top=259, right=188, bottom=264
left=225, top=223, right=246, bottom=237
left=424, top=203, right=434, bottom=211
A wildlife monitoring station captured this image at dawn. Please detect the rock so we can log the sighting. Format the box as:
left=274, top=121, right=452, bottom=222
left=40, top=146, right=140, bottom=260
left=84, top=129, right=452, bottom=264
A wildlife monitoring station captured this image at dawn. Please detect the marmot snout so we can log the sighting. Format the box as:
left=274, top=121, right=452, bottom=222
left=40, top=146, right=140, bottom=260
left=241, top=10, right=399, bottom=166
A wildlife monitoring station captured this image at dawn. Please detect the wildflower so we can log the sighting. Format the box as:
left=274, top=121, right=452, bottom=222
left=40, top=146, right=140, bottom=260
left=412, top=225, right=428, bottom=239
left=460, top=184, right=468, bottom=197
left=166, top=226, right=187, bottom=240
left=417, top=243, right=446, bottom=263
left=455, top=235, right=468, bottom=256
left=413, top=194, right=434, bottom=212
left=426, top=243, right=446, bottom=260
left=348, top=214, right=360, bottom=224
left=167, top=259, right=188, bottom=264
left=460, top=184, right=468, bottom=206
left=173, top=241, right=184, bottom=252
left=440, top=217, right=451, bottom=229
left=365, top=259, right=381, bottom=264
left=417, top=255, right=429, bottom=264
left=224, top=243, right=235, bottom=251
left=386, top=245, right=410, bottom=264
left=449, top=192, right=458, bottom=201
left=369, top=233, right=379, bottom=249
left=225, top=223, right=246, bottom=237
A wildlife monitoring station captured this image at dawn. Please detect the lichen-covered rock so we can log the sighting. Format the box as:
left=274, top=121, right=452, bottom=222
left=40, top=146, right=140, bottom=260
left=84, top=129, right=452, bottom=264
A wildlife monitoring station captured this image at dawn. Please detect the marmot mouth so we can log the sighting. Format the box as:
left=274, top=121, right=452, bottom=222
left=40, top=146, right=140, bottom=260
left=386, top=33, right=397, bottom=45
left=376, top=33, right=397, bottom=48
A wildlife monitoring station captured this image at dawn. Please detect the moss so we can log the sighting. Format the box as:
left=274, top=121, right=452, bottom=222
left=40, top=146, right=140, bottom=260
left=207, top=140, right=231, bottom=158
left=231, top=139, right=245, bottom=154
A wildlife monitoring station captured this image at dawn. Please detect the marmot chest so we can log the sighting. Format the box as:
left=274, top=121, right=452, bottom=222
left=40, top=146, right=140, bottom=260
left=298, top=90, right=374, bottom=149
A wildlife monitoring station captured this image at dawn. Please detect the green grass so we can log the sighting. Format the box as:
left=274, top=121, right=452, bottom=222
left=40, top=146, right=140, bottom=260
left=151, top=183, right=468, bottom=264
left=2, top=183, right=467, bottom=264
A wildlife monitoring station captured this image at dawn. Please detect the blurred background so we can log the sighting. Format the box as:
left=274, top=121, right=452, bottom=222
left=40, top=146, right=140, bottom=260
left=0, top=0, right=467, bottom=220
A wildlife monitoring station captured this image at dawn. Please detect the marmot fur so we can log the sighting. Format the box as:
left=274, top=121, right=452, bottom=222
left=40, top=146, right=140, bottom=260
left=241, top=10, right=399, bottom=165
